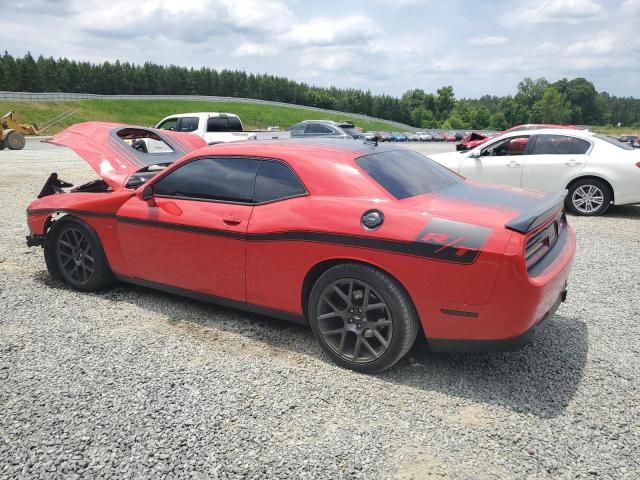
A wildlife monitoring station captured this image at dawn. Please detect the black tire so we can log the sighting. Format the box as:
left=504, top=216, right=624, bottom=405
left=44, top=217, right=114, bottom=291
left=308, top=263, right=419, bottom=373
left=6, top=131, right=26, bottom=150
left=566, top=178, right=612, bottom=216
left=0, top=140, right=6, bottom=150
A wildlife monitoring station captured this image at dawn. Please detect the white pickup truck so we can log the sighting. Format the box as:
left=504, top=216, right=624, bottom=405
left=155, top=112, right=290, bottom=144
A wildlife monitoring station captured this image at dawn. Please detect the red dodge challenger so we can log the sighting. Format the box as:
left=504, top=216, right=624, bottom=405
left=26, top=122, right=576, bottom=372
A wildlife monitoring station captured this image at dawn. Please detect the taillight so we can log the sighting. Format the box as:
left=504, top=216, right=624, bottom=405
left=524, top=213, right=564, bottom=271
left=635, top=161, right=640, bottom=169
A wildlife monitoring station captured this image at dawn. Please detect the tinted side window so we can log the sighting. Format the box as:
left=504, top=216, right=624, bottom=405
left=177, top=117, right=199, bottom=132
left=227, top=116, right=243, bottom=132
left=288, top=123, right=306, bottom=134
left=483, top=136, right=530, bottom=156
left=356, top=150, right=461, bottom=200
left=154, top=157, right=257, bottom=203
left=207, top=117, right=229, bottom=132
left=571, top=138, right=591, bottom=154
left=530, top=135, right=591, bottom=155
left=157, top=118, right=178, bottom=130
left=306, top=123, right=334, bottom=134
left=255, top=161, right=306, bottom=203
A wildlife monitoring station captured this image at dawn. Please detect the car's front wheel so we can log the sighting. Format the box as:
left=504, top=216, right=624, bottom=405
left=44, top=218, right=114, bottom=291
left=566, top=179, right=611, bottom=216
left=308, top=263, right=419, bottom=373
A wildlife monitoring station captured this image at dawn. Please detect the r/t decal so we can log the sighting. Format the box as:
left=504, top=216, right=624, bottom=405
left=415, top=218, right=492, bottom=264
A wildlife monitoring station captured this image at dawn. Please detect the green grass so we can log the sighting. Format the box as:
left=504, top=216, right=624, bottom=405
left=0, top=100, right=404, bottom=135
left=590, top=126, right=640, bottom=136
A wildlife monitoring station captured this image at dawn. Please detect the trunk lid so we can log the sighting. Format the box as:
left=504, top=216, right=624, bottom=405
left=46, top=122, right=207, bottom=191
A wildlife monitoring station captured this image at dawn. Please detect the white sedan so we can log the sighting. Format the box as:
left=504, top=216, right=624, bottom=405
left=430, top=128, right=640, bottom=215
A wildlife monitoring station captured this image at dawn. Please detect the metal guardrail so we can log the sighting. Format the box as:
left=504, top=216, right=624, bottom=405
left=0, top=91, right=416, bottom=131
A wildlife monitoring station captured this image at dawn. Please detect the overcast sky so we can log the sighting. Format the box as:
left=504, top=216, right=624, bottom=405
left=2, top=0, right=638, bottom=98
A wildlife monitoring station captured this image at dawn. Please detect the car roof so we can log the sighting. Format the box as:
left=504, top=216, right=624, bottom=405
left=179, top=138, right=412, bottom=199
left=161, top=112, right=240, bottom=118
left=499, top=128, right=595, bottom=139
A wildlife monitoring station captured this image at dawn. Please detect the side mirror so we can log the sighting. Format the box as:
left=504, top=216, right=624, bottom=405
left=136, top=184, right=156, bottom=206
left=143, top=185, right=154, bottom=201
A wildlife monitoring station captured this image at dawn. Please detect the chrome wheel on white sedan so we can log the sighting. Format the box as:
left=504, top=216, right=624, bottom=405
left=567, top=179, right=612, bottom=216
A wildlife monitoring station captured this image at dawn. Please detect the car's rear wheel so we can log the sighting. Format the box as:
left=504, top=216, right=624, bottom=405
left=44, top=218, right=114, bottom=291
left=566, top=179, right=611, bottom=216
left=308, top=263, right=419, bottom=373
left=0, top=140, right=6, bottom=150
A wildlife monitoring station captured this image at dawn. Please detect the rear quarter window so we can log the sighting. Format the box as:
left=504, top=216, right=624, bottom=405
left=355, top=150, right=462, bottom=199
left=255, top=160, right=306, bottom=203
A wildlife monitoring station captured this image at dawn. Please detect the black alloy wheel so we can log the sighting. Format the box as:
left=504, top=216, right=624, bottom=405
left=309, top=263, right=418, bottom=373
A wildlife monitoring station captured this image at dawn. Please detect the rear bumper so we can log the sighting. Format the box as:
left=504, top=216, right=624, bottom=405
left=428, top=287, right=566, bottom=352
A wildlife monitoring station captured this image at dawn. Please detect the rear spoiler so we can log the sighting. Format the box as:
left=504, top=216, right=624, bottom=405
left=505, top=190, right=567, bottom=233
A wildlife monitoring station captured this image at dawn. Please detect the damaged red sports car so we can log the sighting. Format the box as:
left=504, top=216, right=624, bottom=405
left=26, top=122, right=576, bottom=372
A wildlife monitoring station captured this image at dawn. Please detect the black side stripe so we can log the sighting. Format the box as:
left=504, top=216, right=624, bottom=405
left=28, top=209, right=482, bottom=264
left=117, top=215, right=245, bottom=240
left=28, top=208, right=116, bottom=219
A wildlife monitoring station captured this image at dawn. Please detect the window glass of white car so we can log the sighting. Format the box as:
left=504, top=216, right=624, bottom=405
left=482, top=136, right=530, bottom=156
left=154, top=157, right=257, bottom=203
left=177, top=117, right=199, bottom=133
left=530, top=135, right=591, bottom=155
left=594, top=134, right=635, bottom=151
left=157, top=118, right=178, bottom=131
left=306, top=123, right=334, bottom=134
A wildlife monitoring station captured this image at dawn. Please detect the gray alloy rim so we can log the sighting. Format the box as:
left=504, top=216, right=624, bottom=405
left=316, top=278, right=393, bottom=363
left=56, top=227, right=95, bottom=285
left=572, top=185, right=604, bottom=214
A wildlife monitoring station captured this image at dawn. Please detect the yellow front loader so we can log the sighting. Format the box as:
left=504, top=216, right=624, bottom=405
left=0, top=111, right=38, bottom=150
left=0, top=109, right=78, bottom=150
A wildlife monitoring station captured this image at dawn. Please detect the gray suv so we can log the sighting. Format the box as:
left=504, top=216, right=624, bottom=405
left=288, top=120, right=364, bottom=139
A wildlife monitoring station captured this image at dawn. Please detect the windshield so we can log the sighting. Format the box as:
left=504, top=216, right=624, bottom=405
left=355, top=150, right=462, bottom=199
left=594, top=134, right=635, bottom=151
left=342, top=127, right=362, bottom=136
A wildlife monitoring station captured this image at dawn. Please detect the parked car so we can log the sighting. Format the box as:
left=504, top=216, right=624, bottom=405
left=288, top=120, right=363, bottom=139
left=155, top=112, right=290, bottom=145
left=440, top=132, right=457, bottom=142
left=431, top=128, right=640, bottom=216
left=429, top=130, right=444, bottom=142
left=389, top=132, right=408, bottom=142
left=404, top=132, right=419, bottom=142
left=415, top=131, right=433, bottom=142
left=631, top=137, right=640, bottom=148
left=27, top=122, right=575, bottom=372
left=364, top=131, right=377, bottom=141
left=618, top=135, right=632, bottom=143
left=453, top=131, right=466, bottom=141
left=457, top=131, right=490, bottom=151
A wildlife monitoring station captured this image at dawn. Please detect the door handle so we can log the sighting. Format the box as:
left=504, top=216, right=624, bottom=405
left=506, top=160, right=521, bottom=167
left=565, top=159, right=582, bottom=166
left=223, top=216, right=242, bottom=225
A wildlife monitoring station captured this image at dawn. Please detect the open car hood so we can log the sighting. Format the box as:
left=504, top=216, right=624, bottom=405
left=46, top=122, right=207, bottom=191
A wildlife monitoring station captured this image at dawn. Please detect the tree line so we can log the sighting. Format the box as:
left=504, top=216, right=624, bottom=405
left=1, top=52, right=639, bottom=129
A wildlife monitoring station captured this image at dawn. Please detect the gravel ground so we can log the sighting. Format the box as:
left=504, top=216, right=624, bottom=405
left=1, top=138, right=639, bottom=479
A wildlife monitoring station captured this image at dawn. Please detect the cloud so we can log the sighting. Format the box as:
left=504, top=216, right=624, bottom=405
left=564, top=32, right=615, bottom=55
left=469, top=36, right=508, bottom=46
left=622, top=0, right=640, bottom=15
left=233, top=42, right=278, bottom=57
left=280, top=15, right=379, bottom=47
left=516, top=0, right=604, bottom=24
left=78, top=0, right=294, bottom=43
left=534, top=42, right=560, bottom=55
